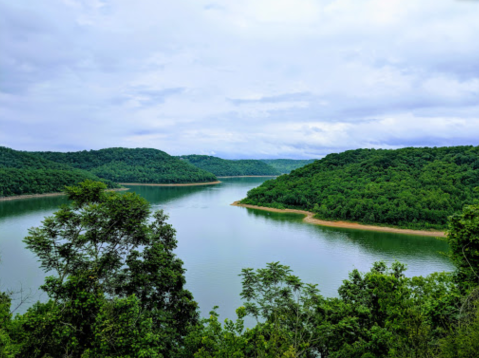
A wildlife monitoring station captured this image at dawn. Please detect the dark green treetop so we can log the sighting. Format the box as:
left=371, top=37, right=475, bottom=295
left=16, top=180, right=198, bottom=357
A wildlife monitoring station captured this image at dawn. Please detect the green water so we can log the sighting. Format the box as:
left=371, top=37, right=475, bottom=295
left=0, top=178, right=453, bottom=319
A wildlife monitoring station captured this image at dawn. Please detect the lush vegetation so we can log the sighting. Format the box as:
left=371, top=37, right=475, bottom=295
left=178, top=155, right=280, bottom=176
left=243, top=146, right=479, bottom=230
left=35, top=148, right=218, bottom=184
left=0, top=180, right=198, bottom=357
left=0, top=168, right=118, bottom=197
left=260, top=159, right=316, bottom=174
left=1, top=180, right=479, bottom=357
left=0, top=147, right=118, bottom=197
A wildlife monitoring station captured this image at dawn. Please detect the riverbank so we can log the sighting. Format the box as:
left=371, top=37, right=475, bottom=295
left=231, top=201, right=445, bottom=237
left=0, top=188, right=130, bottom=202
left=120, top=181, right=221, bottom=187
left=217, top=176, right=278, bottom=178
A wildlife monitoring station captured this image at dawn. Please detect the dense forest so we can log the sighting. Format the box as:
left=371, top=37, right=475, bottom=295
left=1, top=180, right=478, bottom=357
left=178, top=155, right=280, bottom=176
left=35, top=148, right=218, bottom=184
left=0, top=147, right=118, bottom=197
left=260, top=159, right=316, bottom=173
left=243, top=146, right=479, bottom=230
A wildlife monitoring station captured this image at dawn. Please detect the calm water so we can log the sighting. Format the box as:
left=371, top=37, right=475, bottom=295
left=0, top=178, right=453, bottom=319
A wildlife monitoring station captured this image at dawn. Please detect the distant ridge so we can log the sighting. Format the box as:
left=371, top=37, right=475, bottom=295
left=178, top=155, right=280, bottom=176
left=35, top=147, right=217, bottom=184
left=259, top=159, right=316, bottom=173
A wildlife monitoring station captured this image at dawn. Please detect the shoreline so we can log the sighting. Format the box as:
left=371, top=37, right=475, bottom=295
left=217, top=175, right=278, bottom=178
left=0, top=188, right=130, bottom=202
left=231, top=201, right=445, bottom=238
left=119, top=181, right=221, bottom=187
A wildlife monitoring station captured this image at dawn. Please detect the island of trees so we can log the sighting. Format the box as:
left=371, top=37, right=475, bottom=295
left=242, top=146, right=479, bottom=230
left=1, top=180, right=478, bottom=357
left=178, top=155, right=281, bottom=176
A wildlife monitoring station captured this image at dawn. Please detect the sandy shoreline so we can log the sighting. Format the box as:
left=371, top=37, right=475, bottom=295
left=0, top=188, right=130, bottom=202
left=231, top=201, right=445, bottom=238
left=217, top=176, right=278, bottom=178
left=120, top=181, right=221, bottom=187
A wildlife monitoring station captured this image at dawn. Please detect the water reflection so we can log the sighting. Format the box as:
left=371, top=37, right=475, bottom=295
left=0, top=196, right=68, bottom=221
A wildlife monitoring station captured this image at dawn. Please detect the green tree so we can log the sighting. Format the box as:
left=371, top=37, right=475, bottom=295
left=447, top=204, right=479, bottom=291
left=14, top=180, right=198, bottom=357
left=0, top=291, right=21, bottom=358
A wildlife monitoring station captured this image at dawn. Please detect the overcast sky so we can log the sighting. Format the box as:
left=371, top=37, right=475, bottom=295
left=1, top=0, right=478, bottom=159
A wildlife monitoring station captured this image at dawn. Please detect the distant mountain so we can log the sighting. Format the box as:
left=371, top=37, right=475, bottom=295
left=35, top=148, right=217, bottom=184
left=260, top=159, right=316, bottom=173
left=242, top=146, right=479, bottom=230
left=178, top=155, right=280, bottom=176
left=0, top=146, right=118, bottom=197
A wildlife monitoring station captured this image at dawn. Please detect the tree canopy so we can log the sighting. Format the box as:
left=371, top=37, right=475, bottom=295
left=260, top=159, right=316, bottom=174
left=0, top=147, right=118, bottom=197
left=4, top=180, right=198, bottom=357
left=178, top=155, right=280, bottom=176
left=243, top=146, right=479, bottom=230
left=35, top=147, right=218, bottom=184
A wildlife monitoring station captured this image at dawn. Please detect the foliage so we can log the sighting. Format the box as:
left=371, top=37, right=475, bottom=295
left=36, top=147, right=218, bottom=184
left=447, top=204, right=479, bottom=291
left=0, top=292, right=21, bottom=358
left=0, top=146, right=72, bottom=171
left=243, top=146, right=479, bottom=230
left=179, top=155, right=280, bottom=176
left=437, top=286, right=479, bottom=357
left=259, top=159, right=316, bottom=174
left=9, top=180, right=198, bottom=357
left=0, top=147, right=118, bottom=197
left=184, top=261, right=458, bottom=358
left=0, top=168, right=118, bottom=197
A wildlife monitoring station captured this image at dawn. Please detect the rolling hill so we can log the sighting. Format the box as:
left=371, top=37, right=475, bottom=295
left=178, top=155, right=280, bottom=176
left=35, top=148, right=218, bottom=184
left=0, top=146, right=118, bottom=197
left=242, top=146, right=479, bottom=230
left=260, top=159, right=316, bottom=173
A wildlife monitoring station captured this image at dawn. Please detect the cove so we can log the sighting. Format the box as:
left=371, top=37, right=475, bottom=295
left=0, top=177, right=453, bottom=320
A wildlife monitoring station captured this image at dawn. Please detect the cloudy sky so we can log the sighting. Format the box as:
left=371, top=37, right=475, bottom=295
left=1, top=0, right=478, bottom=159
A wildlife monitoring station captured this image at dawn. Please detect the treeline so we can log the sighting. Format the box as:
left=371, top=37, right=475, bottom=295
left=0, top=147, right=117, bottom=197
left=1, top=181, right=478, bottom=357
left=0, top=168, right=118, bottom=197
left=179, top=155, right=280, bottom=176
left=260, top=159, right=316, bottom=173
left=34, top=147, right=218, bottom=184
left=243, top=146, right=479, bottom=230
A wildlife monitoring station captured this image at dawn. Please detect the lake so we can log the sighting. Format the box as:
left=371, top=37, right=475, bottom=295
left=0, top=177, right=453, bottom=320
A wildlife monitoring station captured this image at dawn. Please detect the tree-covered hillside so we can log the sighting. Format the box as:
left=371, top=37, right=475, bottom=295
left=0, top=147, right=118, bottom=197
left=178, top=155, right=280, bottom=176
left=242, top=146, right=479, bottom=230
left=260, top=159, right=316, bottom=173
left=35, top=148, right=218, bottom=184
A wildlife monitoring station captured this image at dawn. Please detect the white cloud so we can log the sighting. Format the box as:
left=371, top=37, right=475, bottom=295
left=1, top=0, right=479, bottom=157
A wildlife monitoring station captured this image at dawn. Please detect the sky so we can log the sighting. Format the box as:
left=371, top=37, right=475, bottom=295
left=1, top=0, right=479, bottom=159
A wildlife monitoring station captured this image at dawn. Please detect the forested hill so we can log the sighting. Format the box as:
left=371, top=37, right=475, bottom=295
left=260, top=159, right=316, bottom=173
left=35, top=148, right=218, bottom=184
left=178, top=155, right=280, bottom=176
left=242, top=146, right=479, bottom=230
left=0, top=146, right=118, bottom=197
